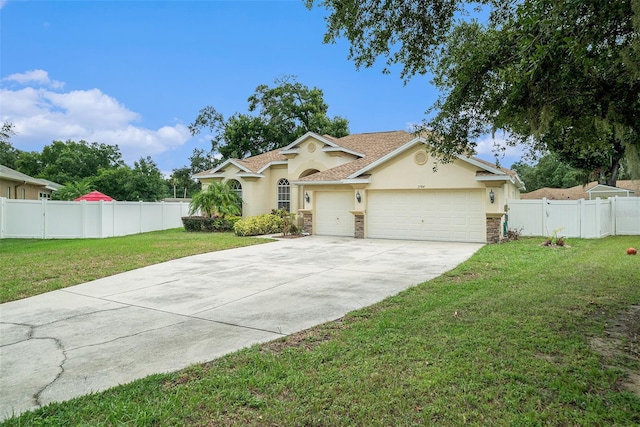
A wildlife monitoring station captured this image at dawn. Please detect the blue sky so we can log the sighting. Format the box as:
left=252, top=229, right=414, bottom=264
left=0, top=0, right=523, bottom=176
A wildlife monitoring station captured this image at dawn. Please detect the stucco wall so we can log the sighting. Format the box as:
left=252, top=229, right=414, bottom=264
left=0, top=179, right=50, bottom=200
left=367, top=147, right=483, bottom=190
left=287, top=137, right=357, bottom=179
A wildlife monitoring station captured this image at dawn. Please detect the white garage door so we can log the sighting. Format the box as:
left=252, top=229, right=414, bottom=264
left=315, top=191, right=355, bottom=237
left=367, top=190, right=485, bottom=242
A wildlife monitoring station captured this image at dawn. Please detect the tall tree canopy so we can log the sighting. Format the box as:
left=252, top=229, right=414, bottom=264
left=511, top=154, right=587, bottom=193
left=0, top=122, right=19, bottom=169
left=189, top=76, right=349, bottom=162
left=90, top=157, right=168, bottom=202
left=38, top=140, right=124, bottom=184
left=307, top=0, right=640, bottom=184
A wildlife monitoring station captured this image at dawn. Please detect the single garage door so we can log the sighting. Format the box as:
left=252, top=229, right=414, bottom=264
left=367, top=190, right=485, bottom=242
left=315, top=191, right=355, bottom=237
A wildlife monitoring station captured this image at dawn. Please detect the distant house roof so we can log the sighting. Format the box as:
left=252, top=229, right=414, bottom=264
left=0, top=164, right=58, bottom=188
left=521, top=180, right=640, bottom=200
left=75, top=190, right=115, bottom=201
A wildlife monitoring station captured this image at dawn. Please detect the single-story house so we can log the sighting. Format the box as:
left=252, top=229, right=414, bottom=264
left=0, top=164, right=61, bottom=200
left=193, top=130, right=525, bottom=243
left=521, top=180, right=640, bottom=200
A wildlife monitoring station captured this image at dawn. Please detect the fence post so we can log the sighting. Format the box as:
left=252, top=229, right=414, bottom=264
left=81, top=200, right=87, bottom=238
left=541, top=198, right=547, bottom=236
left=139, top=201, right=143, bottom=234
left=161, top=201, right=165, bottom=230
left=0, top=197, right=5, bottom=239
left=595, top=197, right=602, bottom=238
left=40, top=198, right=46, bottom=238
left=611, top=197, right=617, bottom=236
left=98, top=200, right=104, bottom=238
left=579, top=198, right=586, bottom=238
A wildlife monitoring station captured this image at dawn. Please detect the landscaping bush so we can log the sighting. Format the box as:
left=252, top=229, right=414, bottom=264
left=182, top=216, right=241, bottom=232
left=271, top=208, right=298, bottom=236
left=233, top=213, right=285, bottom=236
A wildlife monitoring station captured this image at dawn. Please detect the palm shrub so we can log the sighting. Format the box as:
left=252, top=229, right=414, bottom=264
left=189, top=182, right=242, bottom=218
left=52, top=179, right=94, bottom=201
left=184, top=182, right=243, bottom=232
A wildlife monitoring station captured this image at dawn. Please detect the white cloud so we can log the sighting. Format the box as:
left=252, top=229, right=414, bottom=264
left=3, top=69, right=64, bottom=89
left=474, top=132, right=527, bottom=163
left=0, top=72, right=191, bottom=165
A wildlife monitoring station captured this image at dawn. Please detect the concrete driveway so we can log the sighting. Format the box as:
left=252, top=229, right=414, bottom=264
left=0, top=236, right=482, bottom=420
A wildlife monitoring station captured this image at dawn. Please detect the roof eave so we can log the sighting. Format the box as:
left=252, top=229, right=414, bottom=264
left=280, top=131, right=338, bottom=151
left=237, top=173, right=265, bottom=179
left=194, top=173, right=225, bottom=180
left=322, top=147, right=365, bottom=158
left=292, top=177, right=371, bottom=186
left=257, top=160, right=288, bottom=174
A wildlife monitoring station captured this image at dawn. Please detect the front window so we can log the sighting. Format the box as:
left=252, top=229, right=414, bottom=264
left=277, top=178, right=290, bottom=211
left=227, top=179, right=242, bottom=215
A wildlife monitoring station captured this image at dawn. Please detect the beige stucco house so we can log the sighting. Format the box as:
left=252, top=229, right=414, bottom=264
left=0, top=164, right=61, bottom=200
left=194, top=130, right=524, bottom=243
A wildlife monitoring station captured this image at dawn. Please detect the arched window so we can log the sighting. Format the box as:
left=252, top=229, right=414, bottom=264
left=277, top=178, right=290, bottom=211
left=227, top=179, right=243, bottom=215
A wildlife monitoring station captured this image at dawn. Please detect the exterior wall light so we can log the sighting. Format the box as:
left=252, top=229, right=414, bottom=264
left=356, top=191, right=362, bottom=203
left=305, top=192, right=310, bottom=203
left=489, top=189, right=495, bottom=204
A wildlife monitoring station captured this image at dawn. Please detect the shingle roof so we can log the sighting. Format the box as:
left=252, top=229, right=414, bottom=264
left=299, top=131, right=415, bottom=182
left=194, top=130, right=519, bottom=181
left=0, top=164, right=50, bottom=187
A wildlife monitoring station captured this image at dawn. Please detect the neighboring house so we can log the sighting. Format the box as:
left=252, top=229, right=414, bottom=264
left=0, top=164, right=61, bottom=200
left=193, top=130, right=524, bottom=243
left=521, top=180, right=640, bottom=200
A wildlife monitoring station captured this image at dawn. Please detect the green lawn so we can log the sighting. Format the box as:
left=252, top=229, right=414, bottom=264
left=2, top=236, right=640, bottom=426
left=0, top=229, right=269, bottom=303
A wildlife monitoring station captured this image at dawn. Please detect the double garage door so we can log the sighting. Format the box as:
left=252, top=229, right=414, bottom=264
left=315, top=190, right=485, bottom=242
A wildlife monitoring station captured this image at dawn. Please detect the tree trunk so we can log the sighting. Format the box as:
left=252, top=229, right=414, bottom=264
left=600, top=157, right=621, bottom=186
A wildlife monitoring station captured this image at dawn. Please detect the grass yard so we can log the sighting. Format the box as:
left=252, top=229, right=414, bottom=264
left=2, top=236, right=640, bottom=426
left=0, top=229, right=269, bottom=303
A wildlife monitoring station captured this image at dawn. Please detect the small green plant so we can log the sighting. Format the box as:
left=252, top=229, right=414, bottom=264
left=543, top=227, right=566, bottom=247
left=271, top=208, right=298, bottom=236
left=502, top=227, right=523, bottom=242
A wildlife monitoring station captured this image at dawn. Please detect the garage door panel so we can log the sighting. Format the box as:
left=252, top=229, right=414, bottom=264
left=315, top=192, right=354, bottom=237
left=368, top=190, right=485, bottom=242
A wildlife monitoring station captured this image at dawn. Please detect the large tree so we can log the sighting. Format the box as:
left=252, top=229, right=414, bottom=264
left=511, top=154, right=587, bottom=193
left=167, top=167, right=200, bottom=199
left=38, top=140, right=124, bottom=184
left=0, top=122, right=19, bottom=169
left=307, top=0, right=640, bottom=184
left=189, top=76, right=349, bottom=161
left=90, top=157, right=168, bottom=202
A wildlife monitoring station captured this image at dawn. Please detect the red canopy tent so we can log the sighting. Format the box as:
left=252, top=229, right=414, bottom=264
left=74, top=190, right=115, bottom=202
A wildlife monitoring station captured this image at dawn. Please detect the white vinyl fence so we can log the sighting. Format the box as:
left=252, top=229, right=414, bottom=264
left=0, top=198, right=191, bottom=239
left=507, top=197, right=640, bottom=238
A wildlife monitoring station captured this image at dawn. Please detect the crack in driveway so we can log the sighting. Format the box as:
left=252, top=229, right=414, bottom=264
left=32, top=337, right=67, bottom=408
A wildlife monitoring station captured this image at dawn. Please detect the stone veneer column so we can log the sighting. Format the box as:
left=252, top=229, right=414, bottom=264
left=485, top=213, right=503, bottom=243
left=354, top=214, right=365, bottom=239
left=303, top=212, right=313, bottom=235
